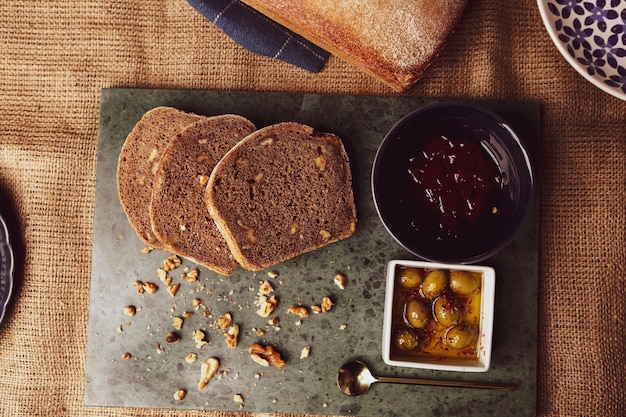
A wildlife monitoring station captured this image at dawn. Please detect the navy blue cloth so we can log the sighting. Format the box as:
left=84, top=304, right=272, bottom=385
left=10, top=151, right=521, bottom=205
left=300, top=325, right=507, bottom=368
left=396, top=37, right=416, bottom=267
left=188, top=0, right=330, bottom=73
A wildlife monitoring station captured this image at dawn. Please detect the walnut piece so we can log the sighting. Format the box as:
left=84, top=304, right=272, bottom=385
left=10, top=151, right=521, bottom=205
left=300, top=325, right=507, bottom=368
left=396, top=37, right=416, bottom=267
left=172, top=316, right=184, bottom=330
left=258, top=280, right=274, bottom=295
left=287, top=305, right=309, bottom=318
left=173, top=389, right=186, bottom=401
left=300, top=346, right=311, bottom=359
left=165, top=332, right=180, bottom=344
left=334, top=273, right=346, bottom=289
left=321, top=296, right=334, bottom=313
left=142, top=281, right=158, bottom=294
left=168, top=283, right=180, bottom=297
left=193, top=330, right=208, bottom=348
left=124, top=305, right=136, bottom=317
left=162, top=255, right=182, bottom=271
left=216, top=313, right=232, bottom=330
left=198, top=357, right=220, bottom=390
left=256, top=295, right=278, bottom=318
left=248, top=343, right=286, bottom=369
left=224, top=324, right=239, bottom=349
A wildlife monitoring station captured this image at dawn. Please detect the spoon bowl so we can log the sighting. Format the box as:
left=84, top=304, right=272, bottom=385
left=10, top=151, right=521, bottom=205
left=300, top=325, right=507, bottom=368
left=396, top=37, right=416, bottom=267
left=337, top=360, right=515, bottom=396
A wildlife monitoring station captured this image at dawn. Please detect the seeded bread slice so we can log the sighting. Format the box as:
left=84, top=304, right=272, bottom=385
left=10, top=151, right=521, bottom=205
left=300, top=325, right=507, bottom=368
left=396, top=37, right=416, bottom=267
left=206, top=122, right=357, bottom=271
left=117, top=107, right=205, bottom=249
left=149, top=115, right=256, bottom=275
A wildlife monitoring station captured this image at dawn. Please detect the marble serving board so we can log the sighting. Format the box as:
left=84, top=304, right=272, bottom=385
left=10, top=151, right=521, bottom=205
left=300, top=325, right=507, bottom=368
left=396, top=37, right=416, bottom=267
left=86, top=88, right=539, bottom=417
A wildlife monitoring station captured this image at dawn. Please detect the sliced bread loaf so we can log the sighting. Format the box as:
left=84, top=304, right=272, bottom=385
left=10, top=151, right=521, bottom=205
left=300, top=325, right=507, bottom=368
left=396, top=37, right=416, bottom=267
left=117, top=107, right=204, bottom=249
left=206, top=122, right=357, bottom=271
left=149, top=115, right=256, bottom=275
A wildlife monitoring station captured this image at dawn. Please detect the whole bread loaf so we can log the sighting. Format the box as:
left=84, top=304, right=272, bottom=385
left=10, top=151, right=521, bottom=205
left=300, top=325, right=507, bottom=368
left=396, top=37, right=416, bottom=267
left=206, top=122, right=357, bottom=271
left=240, top=0, right=468, bottom=91
left=117, top=107, right=204, bottom=249
left=149, top=115, right=256, bottom=275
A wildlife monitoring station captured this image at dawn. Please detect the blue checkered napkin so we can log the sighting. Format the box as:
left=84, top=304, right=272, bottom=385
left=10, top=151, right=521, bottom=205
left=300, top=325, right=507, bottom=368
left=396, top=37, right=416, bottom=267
left=187, top=0, right=330, bottom=73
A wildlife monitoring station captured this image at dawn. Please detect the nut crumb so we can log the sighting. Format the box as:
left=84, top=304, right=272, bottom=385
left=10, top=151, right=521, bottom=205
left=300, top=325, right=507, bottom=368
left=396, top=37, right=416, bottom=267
left=121, top=352, right=131, bottom=360
left=141, top=246, right=153, bottom=254
left=185, top=353, right=197, bottom=364
left=339, top=323, right=347, bottom=330
left=267, top=271, right=278, bottom=279
left=233, top=394, right=244, bottom=404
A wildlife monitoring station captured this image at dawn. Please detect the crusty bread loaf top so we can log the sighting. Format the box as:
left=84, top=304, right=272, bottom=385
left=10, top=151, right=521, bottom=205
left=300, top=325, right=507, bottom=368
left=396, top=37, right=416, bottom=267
left=117, top=107, right=204, bottom=249
left=149, top=115, right=256, bottom=275
left=240, top=0, right=468, bottom=91
left=206, top=122, right=357, bottom=271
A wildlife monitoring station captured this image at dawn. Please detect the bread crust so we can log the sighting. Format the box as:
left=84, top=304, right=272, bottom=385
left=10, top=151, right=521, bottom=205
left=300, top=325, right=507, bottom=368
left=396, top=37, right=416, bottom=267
left=206, top=122, right=357, bottom=271
left=149, top=115, right=256, bottom=275
left=240, top=0, right=468, bottom=91
left=117, top=107, right=204, bottom=249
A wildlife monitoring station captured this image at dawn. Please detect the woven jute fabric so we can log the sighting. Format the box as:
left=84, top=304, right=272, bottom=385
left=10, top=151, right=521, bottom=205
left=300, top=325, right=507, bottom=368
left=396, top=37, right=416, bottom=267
left=0, top=1, right=624, bottom=416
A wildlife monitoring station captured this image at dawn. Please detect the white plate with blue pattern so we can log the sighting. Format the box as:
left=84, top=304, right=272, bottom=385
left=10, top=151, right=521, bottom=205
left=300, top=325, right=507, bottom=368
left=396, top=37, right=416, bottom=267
left=0, top=214, right=14, bottom=325
left=538, top=0, right=626, bottom=101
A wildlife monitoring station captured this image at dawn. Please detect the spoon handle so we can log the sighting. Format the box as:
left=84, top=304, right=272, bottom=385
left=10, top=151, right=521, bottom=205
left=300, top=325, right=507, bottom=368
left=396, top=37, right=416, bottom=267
left=376, top=376, right=516, bottom=391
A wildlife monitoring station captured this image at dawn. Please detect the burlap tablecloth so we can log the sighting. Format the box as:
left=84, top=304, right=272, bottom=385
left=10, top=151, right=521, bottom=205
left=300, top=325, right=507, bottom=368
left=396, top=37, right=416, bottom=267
left=0, top=1, right=624, bottom=416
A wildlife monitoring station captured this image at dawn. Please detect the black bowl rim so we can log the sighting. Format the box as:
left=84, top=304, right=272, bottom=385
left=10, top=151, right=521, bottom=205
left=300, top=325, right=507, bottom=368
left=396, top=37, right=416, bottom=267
left=371, top=101, right=536, bottom=264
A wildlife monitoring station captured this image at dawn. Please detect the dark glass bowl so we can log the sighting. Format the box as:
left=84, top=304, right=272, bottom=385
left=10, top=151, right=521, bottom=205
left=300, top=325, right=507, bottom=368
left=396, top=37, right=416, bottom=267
left=372, top=102, right=535, bottom=264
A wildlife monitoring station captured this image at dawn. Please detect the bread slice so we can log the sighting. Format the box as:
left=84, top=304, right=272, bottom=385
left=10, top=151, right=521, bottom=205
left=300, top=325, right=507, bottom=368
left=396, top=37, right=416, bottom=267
left=149, top=115, right=256, bottom=275
left=117, top=107, right=205, bottom=249
left=206, top=122, right=357, bottom=271
left=239, top=0, right=468, bottom=91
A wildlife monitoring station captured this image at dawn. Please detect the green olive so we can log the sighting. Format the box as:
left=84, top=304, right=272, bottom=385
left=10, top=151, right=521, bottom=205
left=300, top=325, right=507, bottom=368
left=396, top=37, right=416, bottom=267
left=393, top=328, right=420, bottom=351
left=444, top=324, right=478, bottom=350
left=422, top=269, right=448, bottom=299
left=405, top=299, right=429, bottom=329
left=397, top=267, right=424, bottom=288
left=449, top=271, right=479, bottom=295
left=433, top=295, right=460, bottom=327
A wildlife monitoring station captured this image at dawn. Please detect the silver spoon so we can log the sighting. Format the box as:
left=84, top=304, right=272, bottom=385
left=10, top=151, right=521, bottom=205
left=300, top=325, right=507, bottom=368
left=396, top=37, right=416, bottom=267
left=337, top=361, right=516, bottom=396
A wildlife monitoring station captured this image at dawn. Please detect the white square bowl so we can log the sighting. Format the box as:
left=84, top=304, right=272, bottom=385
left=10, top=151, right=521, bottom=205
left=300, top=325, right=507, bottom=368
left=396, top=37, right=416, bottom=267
left=382, top=260, right=496, bottom=372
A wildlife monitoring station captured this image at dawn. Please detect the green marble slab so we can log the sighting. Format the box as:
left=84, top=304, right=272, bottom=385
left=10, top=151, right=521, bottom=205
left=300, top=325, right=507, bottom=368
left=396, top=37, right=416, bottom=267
left=86, top=88, right=539, bottom=417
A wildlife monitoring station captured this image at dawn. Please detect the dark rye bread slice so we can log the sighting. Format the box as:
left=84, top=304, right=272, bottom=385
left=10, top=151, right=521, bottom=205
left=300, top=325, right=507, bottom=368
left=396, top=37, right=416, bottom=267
left=149, top=115, right=256, bottom=275
left=206, top=122, right=357, bottom=271
left=117, top=107, right=205, bottom=249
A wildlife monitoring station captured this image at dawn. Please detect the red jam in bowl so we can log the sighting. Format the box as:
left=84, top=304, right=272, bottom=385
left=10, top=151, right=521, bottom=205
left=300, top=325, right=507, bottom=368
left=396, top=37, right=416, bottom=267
left=406, top=134, right=502, bottom=240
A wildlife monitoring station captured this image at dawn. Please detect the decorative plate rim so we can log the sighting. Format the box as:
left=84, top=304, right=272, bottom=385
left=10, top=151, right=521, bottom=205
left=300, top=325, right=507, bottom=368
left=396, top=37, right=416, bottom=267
left=537, top=0, right=626, bottom=101
left=0, top=213, right=14, bottom=325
